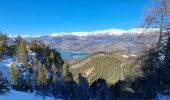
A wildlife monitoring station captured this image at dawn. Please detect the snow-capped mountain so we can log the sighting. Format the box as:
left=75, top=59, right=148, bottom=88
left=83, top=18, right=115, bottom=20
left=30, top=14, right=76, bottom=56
left=8, top=28, right=159, bottom=38
left=7, top=28, right=159, bottom=54
left=49, top=28, right=127, bottom=37
left=8, top=34, right=42, bottom=38
left=49, top=28, right=159, bottom=37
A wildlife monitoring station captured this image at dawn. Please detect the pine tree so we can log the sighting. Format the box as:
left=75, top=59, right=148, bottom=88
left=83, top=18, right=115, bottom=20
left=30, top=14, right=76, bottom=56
left=37, top=63, right=48, bottom=96
left=51, top=62, right=56, bottom=73
left=61, top=63, right=75, bottom=99
left=37, top=64, right=48, bottom=86
left=14, top=36, right=25, bottom=46
left=0, top=71, right=8, bottom=94
left=51, top=62, right=59, bottom=98
left=50, top=51, right=54, bottom=63
left=51, top=62, right=57, bottom=82
left=16, top=41, right=28, bottom=67
left=28, top=40, right=46, bottom=61
left=77, top=73, right=90, bottom=99
left=28, top=40, right=45, bottom=53
left=22, top=67, right=32, bottom=92
left=10, top=62, right=21, bottom=90
left=8, top=40, right=16, bottom=56
left=0, top=33, right=8, bottom=59
left=62, top=63, right=73, bottom=81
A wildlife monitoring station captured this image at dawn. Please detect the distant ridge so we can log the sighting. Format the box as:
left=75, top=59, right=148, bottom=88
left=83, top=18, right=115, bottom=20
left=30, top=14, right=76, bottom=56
left=7, top=28, right=159, bottom=54
left=8, top=28, right=159, bottom=38
left=49, top=28, right=159, bottom=37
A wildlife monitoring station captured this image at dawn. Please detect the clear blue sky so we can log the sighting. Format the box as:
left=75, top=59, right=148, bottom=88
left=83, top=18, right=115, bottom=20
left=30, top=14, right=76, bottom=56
left=0, top=0, right=149, bottom=35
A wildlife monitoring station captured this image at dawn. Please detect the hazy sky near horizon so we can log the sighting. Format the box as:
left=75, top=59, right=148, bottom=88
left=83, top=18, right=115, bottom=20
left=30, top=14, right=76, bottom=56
left=0, top=0, right=149, bottom=35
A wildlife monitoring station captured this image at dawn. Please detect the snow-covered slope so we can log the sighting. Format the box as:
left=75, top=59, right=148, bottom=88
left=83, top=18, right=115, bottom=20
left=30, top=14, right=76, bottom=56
left=0, top=90, right=56, bottom=100
left=156, top=94, right=170, bottom=100
left=0, top=57, right=13, bottom=79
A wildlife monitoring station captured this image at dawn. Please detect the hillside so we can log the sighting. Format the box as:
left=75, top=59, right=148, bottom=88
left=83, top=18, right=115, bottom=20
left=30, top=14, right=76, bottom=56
left=70, top=51, right=136, bottom=84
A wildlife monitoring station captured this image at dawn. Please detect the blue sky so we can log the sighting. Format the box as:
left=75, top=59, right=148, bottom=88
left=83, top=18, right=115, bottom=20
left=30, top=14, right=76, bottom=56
left=0, top=0, right=149, bottom=35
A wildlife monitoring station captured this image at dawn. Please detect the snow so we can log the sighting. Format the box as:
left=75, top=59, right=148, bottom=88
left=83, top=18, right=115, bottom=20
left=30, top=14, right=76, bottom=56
left=49, top=29, right=127, bottom=37
left=130, top=54, right=137, bottom=57
left=49, top=28, right=159, bottom=37
left=122, top=55, right=129, bottom=59
left=127, top=28, right=159, bottom=34
left=8, top=28, right=159, bottom=38
left=156, top=94, right=170, bottom=100
left=8, top=34, right=42, bottom=38
left=0, top=56, right=13, bottom=79
left=0, top=90, right=57, bottom=100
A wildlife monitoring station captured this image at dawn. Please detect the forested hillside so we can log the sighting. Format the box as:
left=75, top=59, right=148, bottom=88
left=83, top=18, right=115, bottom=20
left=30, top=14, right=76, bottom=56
left=0, top=34, right=114, bottom=99
left=71, top=51, right=135, bottom=84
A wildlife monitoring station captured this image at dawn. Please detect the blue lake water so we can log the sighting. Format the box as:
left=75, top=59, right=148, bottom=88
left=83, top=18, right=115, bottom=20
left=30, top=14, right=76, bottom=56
left=59, top=51, right=88, bottom=57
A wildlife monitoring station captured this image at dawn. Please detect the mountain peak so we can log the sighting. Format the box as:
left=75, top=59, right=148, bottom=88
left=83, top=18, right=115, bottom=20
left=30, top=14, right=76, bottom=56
left=48, top=28, right=159, bottom=37
left=8, top=28, right=159, bottom=38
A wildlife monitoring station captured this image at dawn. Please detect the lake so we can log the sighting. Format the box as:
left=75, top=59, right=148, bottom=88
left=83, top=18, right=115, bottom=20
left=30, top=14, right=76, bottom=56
left=59, top=51, right=88, bottom=57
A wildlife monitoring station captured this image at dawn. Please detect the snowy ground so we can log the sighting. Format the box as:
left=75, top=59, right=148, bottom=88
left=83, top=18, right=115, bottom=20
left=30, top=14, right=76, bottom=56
left=156, top=94, right=170, bottom=100
left=0, top=57, right=62, bottom=100
left=0, top=56, right=13, bottom=79
left=0, top=90, right=57, bottom=100
left=1, top=57, right=170, bottom=100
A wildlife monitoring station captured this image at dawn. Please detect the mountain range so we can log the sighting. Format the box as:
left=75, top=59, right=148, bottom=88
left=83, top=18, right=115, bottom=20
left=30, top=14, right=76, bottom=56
left=8, top=28, right=159, bottom=54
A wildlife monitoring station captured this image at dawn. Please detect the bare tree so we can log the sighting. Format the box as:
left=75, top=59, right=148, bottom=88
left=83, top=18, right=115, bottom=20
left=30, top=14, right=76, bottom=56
left=144, top=0, right=170, bottom=45
left=141, top=0, right=170, bottom=94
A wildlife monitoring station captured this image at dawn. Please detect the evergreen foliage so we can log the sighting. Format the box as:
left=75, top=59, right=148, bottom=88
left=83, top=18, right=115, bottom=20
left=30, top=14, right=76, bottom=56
left=16, top=41, right=28, bottom=67
left=10, top=62, right=21, bottom=90
left=37, top=62, right=48, bottom=96
left=0, top=33, right=9, bottom=59
left=0, top=71, right=8, bottom=94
